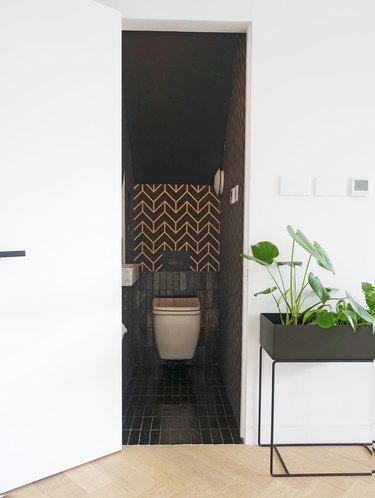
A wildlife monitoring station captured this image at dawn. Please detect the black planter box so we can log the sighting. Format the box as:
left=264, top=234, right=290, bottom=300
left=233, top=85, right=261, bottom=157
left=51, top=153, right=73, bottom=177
left=260, top=313, right=375, bottom=361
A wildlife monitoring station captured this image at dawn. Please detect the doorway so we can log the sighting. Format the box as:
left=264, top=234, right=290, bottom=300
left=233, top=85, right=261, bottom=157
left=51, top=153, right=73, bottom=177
left=121, top=29, right=248, bottom=445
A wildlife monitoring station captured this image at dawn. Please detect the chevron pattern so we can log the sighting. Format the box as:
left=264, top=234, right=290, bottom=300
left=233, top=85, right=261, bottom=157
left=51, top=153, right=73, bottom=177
left=133, top=184, right=220, bottom=271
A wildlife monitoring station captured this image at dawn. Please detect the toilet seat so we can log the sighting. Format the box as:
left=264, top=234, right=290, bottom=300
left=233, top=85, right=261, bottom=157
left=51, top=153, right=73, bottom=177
left=152, top=297, right=200, bottom=313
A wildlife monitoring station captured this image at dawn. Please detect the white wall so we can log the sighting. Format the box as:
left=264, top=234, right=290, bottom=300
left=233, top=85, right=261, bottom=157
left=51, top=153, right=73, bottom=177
left=0, top=0, right=121, bottom=491
left=115, top=0, right=375, bottom=447
left=247, top=0, right=375, bottom=445
left=117, top=0, right=252, bottom=23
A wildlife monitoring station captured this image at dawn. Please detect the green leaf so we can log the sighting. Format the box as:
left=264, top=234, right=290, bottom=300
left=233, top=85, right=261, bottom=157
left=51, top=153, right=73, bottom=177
left=287, top=225, right=334, bottom=273
left=251, top=241, right=279, bottom=265
left=325, top=287, right=339, bottom=294
left=308, top=273, right=330, bottom=304
left=316, top=310, right=335, bottom=328
left=313, top=241, right=335, bottom=274
left=361, top=282, right=374, bottom=293
left=335, top=299, right=346, bottom=314
left=254, top=286, right=277, bottom=297
left=276, top=261, right=303, bottom=267
left=341, top=310, right=358, bottom=332
left=361, top=282, right=375, bottom=311
left=302, top=309, right=317, bottom=324
left=287, top=225, right=316, bottom=255
left=240, top=253, right=270, bottom=266
left=346, top=293, right=375, bottom=332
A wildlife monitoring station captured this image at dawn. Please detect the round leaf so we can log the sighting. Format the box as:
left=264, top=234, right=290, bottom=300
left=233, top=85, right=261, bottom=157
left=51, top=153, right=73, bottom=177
left=251, top=241, right=279, bottom=265
left=316, top=310, right=335, bottom=328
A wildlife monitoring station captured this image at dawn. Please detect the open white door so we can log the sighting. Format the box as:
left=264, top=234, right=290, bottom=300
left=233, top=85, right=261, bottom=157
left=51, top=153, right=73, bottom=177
left=0, top=0, right=121, bottom=491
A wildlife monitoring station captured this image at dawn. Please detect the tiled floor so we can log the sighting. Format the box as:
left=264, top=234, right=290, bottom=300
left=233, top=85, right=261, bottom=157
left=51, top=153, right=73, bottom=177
left=122, top=363, right=242, bottom=445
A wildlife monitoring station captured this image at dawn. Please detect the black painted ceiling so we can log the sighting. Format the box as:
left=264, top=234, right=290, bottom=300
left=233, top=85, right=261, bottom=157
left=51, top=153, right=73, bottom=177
left=122, top=31, right=239, bottom=185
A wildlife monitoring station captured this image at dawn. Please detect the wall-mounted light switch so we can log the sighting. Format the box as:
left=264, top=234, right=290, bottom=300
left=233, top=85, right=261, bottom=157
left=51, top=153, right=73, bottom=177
left=230, top=185, right=239, bottom=204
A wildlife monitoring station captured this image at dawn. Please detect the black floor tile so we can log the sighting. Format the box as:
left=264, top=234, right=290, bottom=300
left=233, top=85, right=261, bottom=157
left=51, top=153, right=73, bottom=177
left=180, top=430, right=192, bottom=444
left=125, top=405, right=136, bottom=417
left=143, top=405, right=154, bottom=417
left=231, top=430, right=242, bottom=444
left=201, top=430, right=212, bottom=444
left=150, top=430, right=160, bottom=445
left=206, top=406, right=217, bottom=416
left=217, top=417, right=229, bottom=429
left=227, top=416, right=238, bottom=429
left=211, top=430, right=223, bottom=444
left=191, top=429, right=202, bottom=444
left=171, top=430, right=181, bottom=445
left=189, top=416, right=199, bottom=430
left=161, top=417, right=172, bottom=430
left=139, top=430, right=150, bottom=445
left=160, top=430, right=171, bottom=444
left=128, top=430, right=140, bottom=445
left=122, top=430, right=130, bottom=445
left=122, top=363, right=241, bottom=446
left=132, top=417, right=142, bottom=430
left=199, top=417, right=209, bottom=429
left=209, top=417, right=219, bottom=429
left=152, top=417, right=161, bottom=430
left=221, top=430, right=233, bottom=444
left=142, top=417, right=152, bottom=431
left=123, top=416, right=133, bottom=430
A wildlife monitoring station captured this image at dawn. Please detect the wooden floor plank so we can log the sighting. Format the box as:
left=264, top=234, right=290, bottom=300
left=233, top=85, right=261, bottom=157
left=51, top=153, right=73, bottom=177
left=7, top=445, right=374, bottom=498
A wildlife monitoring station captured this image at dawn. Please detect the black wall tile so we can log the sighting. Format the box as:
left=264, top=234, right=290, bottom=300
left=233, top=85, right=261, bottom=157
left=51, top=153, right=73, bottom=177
left=219, top=35, right=246, bottom=425
left=124, top=271, right=220, bottom=367
left=132, top=185, right=220, bottom=272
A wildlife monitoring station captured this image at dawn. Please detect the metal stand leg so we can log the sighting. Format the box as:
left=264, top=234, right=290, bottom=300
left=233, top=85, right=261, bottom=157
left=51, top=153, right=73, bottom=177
left=257, top=346, right=263, bottom=447
left=270, top=360, right=276, bottom=475
left=258, top=349, right=372, bottom=478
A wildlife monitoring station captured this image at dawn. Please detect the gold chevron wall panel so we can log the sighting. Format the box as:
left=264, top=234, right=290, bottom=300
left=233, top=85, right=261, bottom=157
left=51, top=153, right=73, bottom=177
left=133, top=184, right=220, bottom=271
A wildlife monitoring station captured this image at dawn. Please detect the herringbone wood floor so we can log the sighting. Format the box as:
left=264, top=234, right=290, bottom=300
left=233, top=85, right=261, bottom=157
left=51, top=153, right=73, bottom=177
left=7, top=445, right=373, bottom=497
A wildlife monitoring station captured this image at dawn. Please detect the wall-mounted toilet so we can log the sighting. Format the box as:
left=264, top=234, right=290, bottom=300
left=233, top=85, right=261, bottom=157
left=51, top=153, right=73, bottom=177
left=152, top=297, right=201, bottom=360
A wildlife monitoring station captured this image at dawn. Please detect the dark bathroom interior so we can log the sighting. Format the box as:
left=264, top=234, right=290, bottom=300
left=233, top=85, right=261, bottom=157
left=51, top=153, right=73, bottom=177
left=122, top=31, right=246, bottom=445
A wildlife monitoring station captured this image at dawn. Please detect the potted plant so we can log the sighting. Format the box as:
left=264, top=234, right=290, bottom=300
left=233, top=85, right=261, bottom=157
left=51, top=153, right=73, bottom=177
left=241, top=226, right=375, bottom=360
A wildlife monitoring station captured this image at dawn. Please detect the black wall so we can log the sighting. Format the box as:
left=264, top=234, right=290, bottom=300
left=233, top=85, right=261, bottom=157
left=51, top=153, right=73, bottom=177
left=219, top=35, right=246, bottom=425
left=122, top=31, right=239, bottom=184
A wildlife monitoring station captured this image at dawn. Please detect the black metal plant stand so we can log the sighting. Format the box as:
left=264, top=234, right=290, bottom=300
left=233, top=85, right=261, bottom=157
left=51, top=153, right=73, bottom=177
left=258, top=346, right=373, bottom=477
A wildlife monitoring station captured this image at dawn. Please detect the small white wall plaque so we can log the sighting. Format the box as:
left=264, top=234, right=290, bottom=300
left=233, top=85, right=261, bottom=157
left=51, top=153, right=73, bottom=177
left=279, top=176, right=312, bottom=196
left=315, top=176, right=347, bottom=196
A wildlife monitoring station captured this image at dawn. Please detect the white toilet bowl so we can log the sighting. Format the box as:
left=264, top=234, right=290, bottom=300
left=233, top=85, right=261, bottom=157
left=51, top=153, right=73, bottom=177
left=152, top=297, right=201, bottom=360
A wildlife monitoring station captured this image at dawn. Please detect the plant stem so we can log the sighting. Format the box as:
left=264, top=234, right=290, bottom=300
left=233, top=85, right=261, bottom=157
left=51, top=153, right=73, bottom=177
left=301, top=297, right=346, bottom=316
left=296, top=255, right=312, bottom=309
left=266, top=266, right=293, bottom=313
left=271, top=292, right=285, bottom=324
left=289, top=240, right=297, bottom=323
left=276, top=264, right=289, bottom=323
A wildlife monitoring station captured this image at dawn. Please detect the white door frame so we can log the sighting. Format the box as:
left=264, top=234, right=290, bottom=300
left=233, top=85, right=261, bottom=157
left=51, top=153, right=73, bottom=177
left=122, top=19, right=252, bottom=444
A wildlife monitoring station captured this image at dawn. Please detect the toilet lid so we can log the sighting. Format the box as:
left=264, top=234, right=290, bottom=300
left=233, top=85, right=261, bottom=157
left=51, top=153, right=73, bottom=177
left=152, top=297, right=200, bottom=312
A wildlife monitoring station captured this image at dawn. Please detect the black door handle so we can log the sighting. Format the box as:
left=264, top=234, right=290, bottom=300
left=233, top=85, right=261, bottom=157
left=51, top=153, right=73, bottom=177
left=0, top=251, right=26, bottom=258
